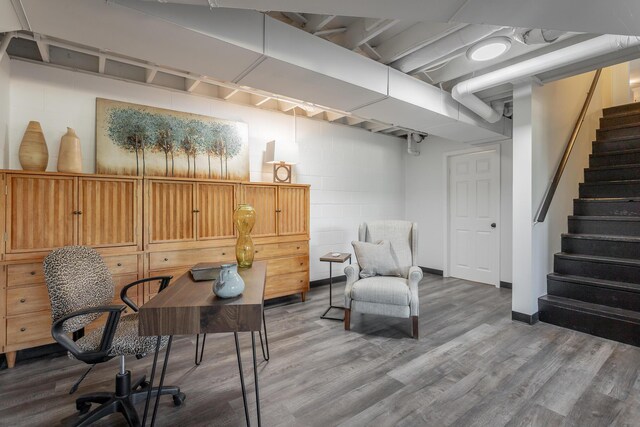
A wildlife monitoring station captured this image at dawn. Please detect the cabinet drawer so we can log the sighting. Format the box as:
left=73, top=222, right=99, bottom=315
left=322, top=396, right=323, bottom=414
left=104, top=255, right=139, bottom=275
left=149, top=248, right=234, bottom=270
left=7, top=285, right=50, bottom=316
left=266, top=256, right=308, bottom=277
left=7, top=311, right=53, bottom=346
left=8, top=263, right=44, bottom=287
left=254, top=241, right=308, bottom=260
left=265, top=271, right=309, bottom=299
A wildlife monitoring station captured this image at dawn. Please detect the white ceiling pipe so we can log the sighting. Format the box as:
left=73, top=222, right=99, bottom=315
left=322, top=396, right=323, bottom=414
left=0, top=32, right=17, bottom=62
left=452, top=34, right=640, bottom=123
left=391, top=24, right=506, bottom=74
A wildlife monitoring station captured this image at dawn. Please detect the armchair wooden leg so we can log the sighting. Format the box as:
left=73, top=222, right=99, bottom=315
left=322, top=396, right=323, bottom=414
left=5, top=351, right=17, bottom=368
left=344, top=308, right=351, bottom=331
left=411, top=316, right=419, bottom=340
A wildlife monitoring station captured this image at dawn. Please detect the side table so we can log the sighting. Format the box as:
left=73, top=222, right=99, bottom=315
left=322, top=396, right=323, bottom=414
left=319, top=252, right=352, bottom=321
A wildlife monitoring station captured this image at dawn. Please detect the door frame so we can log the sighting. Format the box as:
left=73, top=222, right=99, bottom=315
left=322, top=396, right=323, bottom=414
left=442, top=143, right=501, bottom=287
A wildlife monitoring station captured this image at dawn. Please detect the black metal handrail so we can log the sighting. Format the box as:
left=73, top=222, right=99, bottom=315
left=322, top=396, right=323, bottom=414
left=535, top=68, right=602, bottom=223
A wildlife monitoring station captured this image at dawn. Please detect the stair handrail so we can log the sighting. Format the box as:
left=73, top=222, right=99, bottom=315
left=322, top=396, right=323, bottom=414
left=535, top=68, right=603, bottom=223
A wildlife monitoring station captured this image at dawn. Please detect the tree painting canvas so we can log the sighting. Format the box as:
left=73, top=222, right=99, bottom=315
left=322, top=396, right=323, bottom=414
left=96, top=98, right=249, bottom=180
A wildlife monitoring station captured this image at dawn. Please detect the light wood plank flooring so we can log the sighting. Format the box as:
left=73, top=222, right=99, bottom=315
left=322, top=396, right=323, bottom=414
left=1, top=274, right=640, bottom=426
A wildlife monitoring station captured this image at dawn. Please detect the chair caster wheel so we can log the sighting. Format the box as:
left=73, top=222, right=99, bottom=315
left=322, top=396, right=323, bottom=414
left=76, top=402, right=91, bottom=415
left=137, top=380, right=150, bottom=390
left=173, top=392, right=186, bottom=406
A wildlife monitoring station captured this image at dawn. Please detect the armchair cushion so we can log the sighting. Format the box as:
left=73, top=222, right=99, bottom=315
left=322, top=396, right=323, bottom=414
left=75, top=313, right=168, bottom=357
left=352, top=240, right=401, bottom=278
left=350, top=277, right=411, bottom=306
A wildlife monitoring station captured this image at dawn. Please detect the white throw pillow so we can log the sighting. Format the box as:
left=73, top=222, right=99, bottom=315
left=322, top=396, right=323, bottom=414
left=352, top=240, right=402, bottom=278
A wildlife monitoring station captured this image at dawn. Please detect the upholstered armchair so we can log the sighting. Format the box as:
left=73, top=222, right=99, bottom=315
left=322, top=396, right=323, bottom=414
left=344, top=221, right=422, bottom=338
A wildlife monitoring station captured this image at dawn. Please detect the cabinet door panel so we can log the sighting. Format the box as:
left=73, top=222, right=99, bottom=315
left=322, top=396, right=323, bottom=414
left=7, top=175, right=75, bottom=253
left=148, top=181, right=195, bottom=243
left=243, top=185, right=277, bottom=237
left=278, top=187, right=308, bottom=235
left=79, top=178, right=138, bottom=247
left=197, top=183, right=236, bottom=240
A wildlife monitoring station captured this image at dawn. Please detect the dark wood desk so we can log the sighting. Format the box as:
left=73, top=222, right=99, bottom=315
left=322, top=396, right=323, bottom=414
left=139, top=261, right=267, bottom=427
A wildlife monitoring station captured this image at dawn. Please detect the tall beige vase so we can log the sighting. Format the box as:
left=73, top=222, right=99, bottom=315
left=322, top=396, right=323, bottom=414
left=57, top=128, right=82, bottom=173
left=19, top=121, right=49, bottom=171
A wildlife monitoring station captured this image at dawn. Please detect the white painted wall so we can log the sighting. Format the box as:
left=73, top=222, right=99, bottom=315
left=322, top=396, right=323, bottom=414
left=405, top=136, right=513, bottom=283
left=8, top=60, right=405, bottom=281
left=512, top=65, right=622, bottom=315
left=0, top=55, right=9, bottom=168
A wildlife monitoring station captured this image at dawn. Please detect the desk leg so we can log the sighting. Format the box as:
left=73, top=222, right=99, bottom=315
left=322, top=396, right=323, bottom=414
left=142, top=336, right=162, bottom=427
left=150, top=335, right=173, bottom=427
left=252, top=332, right=262, bottom=427
left=259, top=310, right=270, bottom=362
left=234, top=332, right=251, bottom=427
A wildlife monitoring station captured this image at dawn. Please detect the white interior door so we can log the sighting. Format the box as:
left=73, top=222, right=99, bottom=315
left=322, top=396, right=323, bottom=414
left=449, top=149, right=500, bottom=286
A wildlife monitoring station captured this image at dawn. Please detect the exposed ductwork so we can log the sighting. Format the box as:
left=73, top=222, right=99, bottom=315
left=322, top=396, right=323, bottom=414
left=407, top=132, right=424, bottom=156
left=452, top=34, right=640, bottom=123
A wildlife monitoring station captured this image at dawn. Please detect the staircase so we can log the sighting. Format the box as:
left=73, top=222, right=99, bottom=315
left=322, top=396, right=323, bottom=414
left=538, top=101, right=640, bottom=346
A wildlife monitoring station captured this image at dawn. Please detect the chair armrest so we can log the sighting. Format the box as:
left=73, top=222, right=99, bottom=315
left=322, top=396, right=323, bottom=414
left=344, top=264, right=360, bottom=309
left=52, top=305, right=126, bottom=363
left=120, top=276, right=173, bottom=312
left=408, top=266, right=422, bottom=316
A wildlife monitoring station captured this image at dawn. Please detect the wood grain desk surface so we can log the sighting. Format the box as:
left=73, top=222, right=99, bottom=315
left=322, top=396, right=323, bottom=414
left=139, top=261, right=266, bottom=336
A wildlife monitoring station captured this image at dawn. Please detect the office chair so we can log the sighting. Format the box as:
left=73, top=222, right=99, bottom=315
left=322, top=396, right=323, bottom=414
left=44, top=246, right=185, bottom=426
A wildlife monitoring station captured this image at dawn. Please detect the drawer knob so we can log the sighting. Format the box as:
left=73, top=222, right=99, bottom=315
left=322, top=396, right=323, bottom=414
left=222, top=252, right=226, bottom=255
left=20, top=327, right=26, bottom=332
left=30, top=271, right=36, bottom=275
left=20, top=298, right=26, bottom=303
left=297, top=247, right=300, bottom=250
left=300, top=262, right=303, bottom=266
left=164, top=258, right=169, bottom=262
left=255, top=250, right=259, bottom=253
left=117, top=263, right=122, bottom=267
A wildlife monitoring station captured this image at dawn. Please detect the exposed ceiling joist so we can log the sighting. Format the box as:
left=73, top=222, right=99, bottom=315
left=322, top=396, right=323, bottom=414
left=345, top=116, right=365, bottom=126
left=314, top=27, right=346, bottom=37
left=374, top=22, right=464, bottom=64
left=360, top=43, right=381, bottom=60
left=325, top=111, right=347, bottom=121
left=343, top=18, right=399, bottom=50
left=98, top=55, right=106, bottom=73
left=220, top=87, right=240, bottom=100
left=185, top=76, right=201, bottom=92
left=363, top=121, right=393, bottom=132
left=304, top=14, right=336, bottom=33
left=33, top=34, right=49, bottom=62
left=277, top=99, right=298, bottom=111
left=145, top=68, right=157, bottom=83
left=251, top=94, right=272, bottom=106
left=282, top=12, right=307, bottom=25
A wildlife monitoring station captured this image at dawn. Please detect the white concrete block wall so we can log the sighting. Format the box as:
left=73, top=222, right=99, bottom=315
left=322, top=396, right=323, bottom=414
left=8, top=60, right=406, bottom=281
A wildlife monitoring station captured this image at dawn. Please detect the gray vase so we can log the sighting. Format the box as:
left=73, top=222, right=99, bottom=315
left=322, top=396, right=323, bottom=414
left=213, top=263, right=245, bottom=298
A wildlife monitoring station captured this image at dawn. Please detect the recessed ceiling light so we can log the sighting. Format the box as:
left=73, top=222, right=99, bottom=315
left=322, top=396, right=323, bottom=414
left=467, top=37, right=512, bottom=62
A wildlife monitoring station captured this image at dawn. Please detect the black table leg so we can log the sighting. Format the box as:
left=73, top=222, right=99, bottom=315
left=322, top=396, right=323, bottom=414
left=150, top=335, right=173, bottom=427
left=195, top=333, right=207, bottom=365
left=258, top=310, right=270, bottom=362
left=321, top=261, right=344, bottom=321
left=234, top=332, right=251, bottom=427
left=251, top=332, right=261, bottom=427
left=142, top=336, right=162, bottom=427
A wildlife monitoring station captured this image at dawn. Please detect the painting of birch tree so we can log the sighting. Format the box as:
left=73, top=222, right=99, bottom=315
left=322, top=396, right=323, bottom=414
left=96, top=98, right=249, bottom=180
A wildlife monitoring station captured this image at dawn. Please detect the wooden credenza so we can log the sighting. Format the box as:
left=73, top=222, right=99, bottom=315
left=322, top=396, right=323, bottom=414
left=0, top=171, right=310, bottom=368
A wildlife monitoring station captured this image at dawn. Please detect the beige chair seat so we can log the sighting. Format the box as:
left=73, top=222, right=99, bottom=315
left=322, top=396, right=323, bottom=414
left=350, top=277, right=411, bottom=306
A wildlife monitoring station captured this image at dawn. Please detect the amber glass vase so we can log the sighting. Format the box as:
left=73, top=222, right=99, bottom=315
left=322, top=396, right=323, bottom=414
left=234, top=204, right=256, bottom=268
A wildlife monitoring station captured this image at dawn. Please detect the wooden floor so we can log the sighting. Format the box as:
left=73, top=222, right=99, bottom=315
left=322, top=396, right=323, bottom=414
left=2, top=274, right=640, bottom=426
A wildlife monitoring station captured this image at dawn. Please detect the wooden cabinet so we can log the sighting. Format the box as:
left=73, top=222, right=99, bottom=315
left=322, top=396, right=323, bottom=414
left=146, top=180, right=195, bottom=244
left=1, top=171, right=309, bottom=368
left=6, top=175, right=76, bottom=253
left=197, top=182, right=237, bottom=240
left=78, top=178, right=140, bottom=247
left=243, top=184, right=278, bottom=237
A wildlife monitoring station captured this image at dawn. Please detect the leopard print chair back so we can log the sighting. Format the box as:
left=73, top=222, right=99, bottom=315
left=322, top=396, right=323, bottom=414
left=44, top=246, right=115, bottom=333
